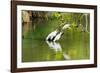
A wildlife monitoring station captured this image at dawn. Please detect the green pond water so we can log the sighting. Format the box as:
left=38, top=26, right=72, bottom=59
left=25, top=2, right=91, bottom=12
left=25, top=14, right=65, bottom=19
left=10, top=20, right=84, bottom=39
left=22, top=18, right=90, bottom=62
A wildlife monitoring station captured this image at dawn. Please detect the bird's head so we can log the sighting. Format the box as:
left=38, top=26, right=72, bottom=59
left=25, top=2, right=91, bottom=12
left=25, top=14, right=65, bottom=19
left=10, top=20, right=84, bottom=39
left=62, top=24, right=70, bottom=30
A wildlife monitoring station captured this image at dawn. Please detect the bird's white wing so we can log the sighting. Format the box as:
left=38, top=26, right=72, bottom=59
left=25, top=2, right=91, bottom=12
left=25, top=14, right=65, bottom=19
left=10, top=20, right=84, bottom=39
left=54, top=32, right=63, bottom=41
left=46, top=30, right=58, bottom=40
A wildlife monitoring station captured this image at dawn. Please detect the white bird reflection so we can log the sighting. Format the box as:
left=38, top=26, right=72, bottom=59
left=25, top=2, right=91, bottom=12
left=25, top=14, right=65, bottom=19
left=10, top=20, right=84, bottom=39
left=46, top=41, right=62, bottom=52
left=46, top=41, right=70, bottom=60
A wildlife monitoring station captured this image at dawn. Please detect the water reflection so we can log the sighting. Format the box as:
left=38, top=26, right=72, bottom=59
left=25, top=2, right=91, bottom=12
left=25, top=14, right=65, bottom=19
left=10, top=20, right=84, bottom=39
left=46, top=41, right=70, bottom=60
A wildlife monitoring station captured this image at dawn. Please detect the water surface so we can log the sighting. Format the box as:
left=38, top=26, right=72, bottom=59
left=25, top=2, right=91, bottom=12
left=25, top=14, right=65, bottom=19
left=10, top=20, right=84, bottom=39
left=22, top=18, right=90, bottom=62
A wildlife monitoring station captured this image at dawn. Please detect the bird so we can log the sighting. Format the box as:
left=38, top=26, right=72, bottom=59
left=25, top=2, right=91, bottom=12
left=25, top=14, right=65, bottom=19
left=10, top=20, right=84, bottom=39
left=46, top=24, right=70, bottom=42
